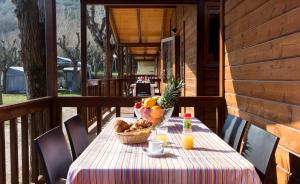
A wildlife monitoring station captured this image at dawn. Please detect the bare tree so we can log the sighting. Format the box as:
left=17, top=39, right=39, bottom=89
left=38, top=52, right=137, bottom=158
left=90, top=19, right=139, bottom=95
left=87, top=6, right=106, bottom=50
left=87, top=6, right=116, bottom=78
left=0, top=39, right=19, bottom=92
left=57, top=6, right=105, bottom=80
left=57, top=32, right=82, bottom=92
left=12, top=0, right=47, bottom=99
left=0, top=70, right=2, bottom=105
left=87, top=43, right=102, bottom=78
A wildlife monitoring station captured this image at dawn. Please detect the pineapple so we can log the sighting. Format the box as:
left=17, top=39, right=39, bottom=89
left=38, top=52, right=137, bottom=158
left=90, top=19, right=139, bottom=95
left=157, top=79, right=184, bottom=109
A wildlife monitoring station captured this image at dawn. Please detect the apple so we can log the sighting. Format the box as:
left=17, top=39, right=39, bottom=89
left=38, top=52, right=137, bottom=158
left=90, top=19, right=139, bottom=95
left=134, top=102, right=141, bottom=109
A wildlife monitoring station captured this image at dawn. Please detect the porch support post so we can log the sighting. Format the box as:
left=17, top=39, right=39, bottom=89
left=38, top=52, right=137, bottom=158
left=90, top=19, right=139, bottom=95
left=128, top=55, right=132, bottom=76
left=194, top=1, right=205, bottom=125
left=219, top=0, right=226, bottom=131
left=124, top=48, right=128, bottom=77
left=81, top=2, right=87, bottom=96
left=104, top=7, right=112, bottom=79
left=155, top=53, right=159, bottom=78
left=44, top=0, right=59, bottom=131
left=132, top=57, right=135, bottom=76
left=80, top=1, right=88, bottom=127
left=219, top=0, right=225, bottom=98
left=45, top=0, right=57, bottom=98
left=118, top=46, right=123, bottom=78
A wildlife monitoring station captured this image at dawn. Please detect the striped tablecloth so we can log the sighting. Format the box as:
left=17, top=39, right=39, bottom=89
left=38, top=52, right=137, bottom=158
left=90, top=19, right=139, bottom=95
left=67, top=117, right=261, bottom=184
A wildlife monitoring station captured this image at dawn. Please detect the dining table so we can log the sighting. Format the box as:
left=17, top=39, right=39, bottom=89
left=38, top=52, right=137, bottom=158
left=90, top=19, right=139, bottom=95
left=66, top=117, right=261, bottom=184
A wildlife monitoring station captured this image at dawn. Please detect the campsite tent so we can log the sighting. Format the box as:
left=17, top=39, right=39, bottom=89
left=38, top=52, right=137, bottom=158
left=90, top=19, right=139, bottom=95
left=63, top=64, right=92, bottom=91
left=6, top=67, right=26, bottom=93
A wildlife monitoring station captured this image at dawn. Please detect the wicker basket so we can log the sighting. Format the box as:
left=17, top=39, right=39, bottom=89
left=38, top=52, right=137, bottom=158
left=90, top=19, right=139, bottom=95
left=115, top=128, right=152, bottom=144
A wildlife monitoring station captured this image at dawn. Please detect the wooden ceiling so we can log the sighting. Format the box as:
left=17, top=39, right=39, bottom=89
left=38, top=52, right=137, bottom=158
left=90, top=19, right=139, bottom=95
left=108, top=7, right=174, bottom=60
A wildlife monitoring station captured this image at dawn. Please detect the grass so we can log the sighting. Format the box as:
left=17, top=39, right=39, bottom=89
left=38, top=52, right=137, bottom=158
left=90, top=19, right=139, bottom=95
left=1, top=92, right=80, bottom=105
left=2, top=94, right=27, bottom=105
left=58, top=92, right=80, bottom=96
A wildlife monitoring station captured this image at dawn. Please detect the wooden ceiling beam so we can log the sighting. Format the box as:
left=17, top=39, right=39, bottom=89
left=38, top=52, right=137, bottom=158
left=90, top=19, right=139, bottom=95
left=109, top=9, right=120, bottom=43
left=118, top=42, right=160, bottom=47
left=134, top=59, right=155, bottom=61
left=131, top=54, right=157, bottom=57
left=106, top=5, right=176, bottom=8
left=137, top=8, right=142, bottom=43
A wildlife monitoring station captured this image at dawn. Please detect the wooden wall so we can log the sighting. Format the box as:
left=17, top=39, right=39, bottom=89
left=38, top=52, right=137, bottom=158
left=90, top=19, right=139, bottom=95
left=224, top=0, right=300, bottom=183
left=175, top=5, right=198, bottom=97
left=172, top=4, right=220, bottom=132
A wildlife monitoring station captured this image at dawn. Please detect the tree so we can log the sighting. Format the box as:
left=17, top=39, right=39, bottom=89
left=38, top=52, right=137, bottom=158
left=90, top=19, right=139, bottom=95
left=12, top=0, right=47, bottom=99
left=87, top=6, right=116, bottom=78
left=0, top=38, right=19, bottom=92
left=11, top=1, right=47, bottom=182
left=57, top=33, right=81, bottom=92
left=0, top=71, right=2, bottom=105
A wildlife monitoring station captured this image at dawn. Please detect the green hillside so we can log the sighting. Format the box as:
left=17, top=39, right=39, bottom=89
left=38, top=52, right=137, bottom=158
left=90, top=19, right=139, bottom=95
left=0, top=1, right=17, bottom=33
left=0, top=0, right=80, bottom=34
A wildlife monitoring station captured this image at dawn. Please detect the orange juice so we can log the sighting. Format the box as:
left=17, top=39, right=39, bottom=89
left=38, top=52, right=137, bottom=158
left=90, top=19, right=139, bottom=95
left=155, top=134, right=168, bottom=145
left=182, top=134, right=194, bottom=149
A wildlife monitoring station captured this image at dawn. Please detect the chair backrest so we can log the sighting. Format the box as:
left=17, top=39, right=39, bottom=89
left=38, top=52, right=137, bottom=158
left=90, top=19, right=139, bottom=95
left=241, top=125, right=279, bottom=183
left=34, top=127, right=72, bottom=184
left=136, top=83, right=151, bottom=96
left=64, top=115, right=90, bottom=160
left=220, top=115, right=247, bottom=151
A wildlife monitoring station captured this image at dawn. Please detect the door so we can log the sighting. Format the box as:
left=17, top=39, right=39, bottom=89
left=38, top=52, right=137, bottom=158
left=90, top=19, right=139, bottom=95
left=160, top=36, right=180, bottom=82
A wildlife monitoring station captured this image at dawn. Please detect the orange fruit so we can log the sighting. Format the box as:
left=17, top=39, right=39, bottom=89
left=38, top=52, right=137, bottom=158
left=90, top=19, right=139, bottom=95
left=151, top=105, right=161, bottom=110
left=143, top=98, right=156, bottom=108
left=151, top=108, right=164, bottom=119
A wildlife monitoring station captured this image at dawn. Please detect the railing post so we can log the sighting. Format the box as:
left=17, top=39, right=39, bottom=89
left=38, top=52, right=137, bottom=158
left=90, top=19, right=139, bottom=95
left=216, top=103, right=225, bottom=135
left=107, top=80, right=111, bottom=96
left=98, top=80, right=102, bottom=96
left=10, top=118, right=18, bottom=184
left=115, top=79, right=118, bottom=96
left=119, top=79, right=123, bottom=96
left=96, top=106, right=102, bottom=134
left=56, top=106, right=62, bottom=126
left=30, top=113, right=38, bottom=183
left=0, top=122, right=5, bottom=184
left=21, top=115, right=29, bottom=184
left=50, top=97, right=58, bottom=128
left=116, top=107, right=121, bottom=117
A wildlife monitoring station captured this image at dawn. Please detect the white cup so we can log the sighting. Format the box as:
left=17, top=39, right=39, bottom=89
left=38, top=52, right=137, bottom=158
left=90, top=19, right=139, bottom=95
left=148, top=140, right=164, bottom=153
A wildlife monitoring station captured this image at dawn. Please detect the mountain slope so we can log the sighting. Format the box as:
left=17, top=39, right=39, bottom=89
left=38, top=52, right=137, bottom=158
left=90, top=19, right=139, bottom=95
left=0, top=0, right=79, bottom=34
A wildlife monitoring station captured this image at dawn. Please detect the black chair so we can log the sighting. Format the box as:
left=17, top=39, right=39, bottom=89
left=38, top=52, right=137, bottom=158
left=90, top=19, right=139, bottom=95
left=136, top=83, right=151, bottom=97
left=241, top=125, right=279, bottom=183
left=34, top=126, right=72, bottom=184
left=220, top=115, right=247, bottom=151
left=64, top=115, right=90, bottom=160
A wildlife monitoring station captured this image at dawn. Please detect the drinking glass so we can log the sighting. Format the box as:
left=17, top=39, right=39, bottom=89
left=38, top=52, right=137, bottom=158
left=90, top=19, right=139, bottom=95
left=155, top=126, right=168, bottom=145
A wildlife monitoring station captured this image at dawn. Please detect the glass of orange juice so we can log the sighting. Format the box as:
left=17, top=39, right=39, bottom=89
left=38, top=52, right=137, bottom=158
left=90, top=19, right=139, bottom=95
left=182, top=134, right=194, bottom=150
left=155, top=127, right=168, bottom=145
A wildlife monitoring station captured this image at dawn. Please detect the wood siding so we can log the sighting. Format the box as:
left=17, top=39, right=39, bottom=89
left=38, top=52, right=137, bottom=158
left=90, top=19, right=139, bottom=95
left=175, top=5, right=198, bottom=97
left=224, top=0, right=300, bottom=183
left=172, top=4, right=220, bottom=132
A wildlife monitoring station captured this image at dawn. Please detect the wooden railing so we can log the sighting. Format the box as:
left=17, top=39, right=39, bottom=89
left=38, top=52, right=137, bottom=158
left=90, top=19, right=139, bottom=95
left=86, top=78, right=162, bottom=127
left=0, top=96, right=55, bottom=184
left=87, top=78, right=161, bottom=97
left=56, top=96, right=224, bottom=134
left=0, top=95, right=224, bottom=184
left=128, top=75, right=158, bottom=79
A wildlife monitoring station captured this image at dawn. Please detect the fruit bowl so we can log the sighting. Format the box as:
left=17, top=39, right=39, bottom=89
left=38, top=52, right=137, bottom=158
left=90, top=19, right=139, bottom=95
left=134, top=107, right=174, bottom=128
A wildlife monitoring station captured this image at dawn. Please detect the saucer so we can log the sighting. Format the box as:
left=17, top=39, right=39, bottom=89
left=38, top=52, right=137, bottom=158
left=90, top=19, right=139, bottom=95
left=142, top=148, right=169, bottom=157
